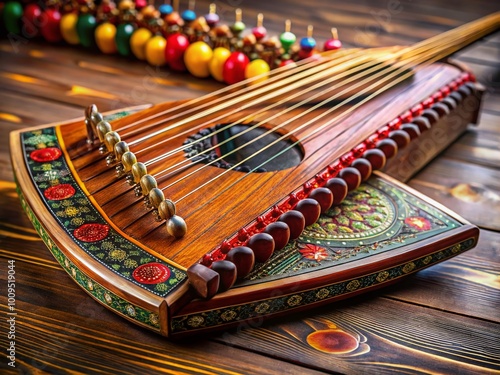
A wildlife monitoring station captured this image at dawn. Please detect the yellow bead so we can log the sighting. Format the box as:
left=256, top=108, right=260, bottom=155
left=130, top=28, right=152, bottom=60
left=209, top=47, right=231, bottom=82
left=95, top=22, right=118, bottom=54
left=60, top=13, right=79, bottom=45
left=145, top=35, right=167, bottom=66
left=245, top=59, right=270, bottom=84
left=184, top=41, right=213, bottom=78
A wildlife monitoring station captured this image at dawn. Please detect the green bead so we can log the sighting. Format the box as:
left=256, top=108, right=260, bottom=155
left=280, top=31, right=296, bottom=51
left=231, top=21, right=245, bottom=35
left=76, top=14, right=97, bottom=48
left=115, top=23, right=135, bottom=56
left=3, top=2, right=23, bottom=34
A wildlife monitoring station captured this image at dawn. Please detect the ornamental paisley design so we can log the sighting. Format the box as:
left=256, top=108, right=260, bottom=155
left=21, top=126, right=186, bottom=297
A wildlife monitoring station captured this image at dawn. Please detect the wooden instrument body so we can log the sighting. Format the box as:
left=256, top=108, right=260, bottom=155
left=10, top=60, right=482, bottom=338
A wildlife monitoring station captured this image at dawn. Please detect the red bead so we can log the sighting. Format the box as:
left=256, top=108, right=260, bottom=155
left=441, top=86, right=450, bottom=97
left=339, top=167, right=362, bottom=191
left=247, top=233, right=275, bottom=263
left=238, top=228, right=249, bottom=242
left=401, top=123, right=421, bottom=140
left=324, top=38, right=342, bottom=51
left=411, top=104, right=424, bottom=117
left=387, top=118, right=402, bottom=131
left=252, top=26, right=267, bottom=40
left=432, top=91, right=443, bottom=102
left=352, top=144, right=366, bottom=158
left=326, top=177, right=348, bottom=205
left=279, top=210, right=305, bottom=239
left=389, top=130, right=411, bottom=149
left=351, top=158, right=372, bottom=181
left=399, top=110, right=412, bottom=124
left=264, top=221, right=290, bottom=251
left=365, top=134, right=379, bottom=148
left=165, top=33, right=189, bottom=71
left=23, top=4, right=42, bottom=38
left=211, top=260, right=237, bottom=292
left=296, top=198, right=321, bottom=227
left=40, top=9, right=63, bottom=43
left=377, top=125, right=390, bottom=138
left=309, top=188, right=334, bottom=213
left=340, top=151, right=354, bottom=166
left=279, top=59, right=295, bottom=67
left=202, top=254, right=213, bottom=266
left=226, top=246, right=255, bottom=278
left=376, top=138, right=398, bottom=159
left=422, top=97, right=434, bottom=109
left=223, top=52, right=250, bottom=85
left=363, top=148, right=386, bottom=170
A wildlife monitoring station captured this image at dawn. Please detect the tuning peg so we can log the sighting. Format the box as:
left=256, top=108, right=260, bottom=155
left=324, top=27, right=342, bottom=51
left=280, top=19, right=296, bottom=52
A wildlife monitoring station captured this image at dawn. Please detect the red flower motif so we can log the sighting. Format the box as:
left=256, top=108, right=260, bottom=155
left=299, top=243, right=329, bottom=262
left=404, top=217, right=432, bottom=231
left=133, top=263, right=170, bottom=284
left=30, top=147, right=62, bottom=162
left=74, top=223, right=110, bottom=242
left=44, top=184, right=76, bottom=200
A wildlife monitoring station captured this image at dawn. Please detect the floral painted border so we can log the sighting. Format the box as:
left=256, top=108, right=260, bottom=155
left=15, top=182, right=161, bottom=331
left=20, top=125, right=186, bottom=298
left=171, top=237, right=475, bottom=334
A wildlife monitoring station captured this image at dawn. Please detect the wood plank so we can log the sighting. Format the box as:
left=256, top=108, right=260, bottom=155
left=213, top=298, right=500, bottom=375
left=409, top=158, right=500, bottom=231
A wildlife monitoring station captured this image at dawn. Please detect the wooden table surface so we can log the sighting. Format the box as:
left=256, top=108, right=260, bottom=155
left=1, top=0, right=499, bottom=374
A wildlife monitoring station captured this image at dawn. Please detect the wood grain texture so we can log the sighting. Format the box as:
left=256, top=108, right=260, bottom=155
left=1, top=0, right=499, bottom=373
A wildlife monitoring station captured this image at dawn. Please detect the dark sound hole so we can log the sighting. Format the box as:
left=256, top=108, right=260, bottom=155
left=183, top=124, right=303, bottom=172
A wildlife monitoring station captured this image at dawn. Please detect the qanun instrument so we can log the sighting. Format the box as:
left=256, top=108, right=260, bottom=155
left=10, top=13, right=498, bottom=338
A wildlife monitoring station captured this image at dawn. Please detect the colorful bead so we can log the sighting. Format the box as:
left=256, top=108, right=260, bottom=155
left=130, top=28, right=153, bottom=60
left=184, top=41, right=213, bottom=78
left=300, top=25, right=316, bottom=52
left=60, top=13, right=80, bottom=45
left=145, top=35, right=167, bottom=66
left=2, top=1, right=23, bottom=34
left=115, top=23, right=135, bottom=56
left=209, top=47, right=231, bottom=82
left=76, top=14, right=97, bottom=48
left=205, top=3, right=219, bottom=27
left=165, top=33, right=190, bottom=71
left=231, top=8, right=245, bottom=36
left=280, top=19, right=296, bottom=51
left=324, top=28, right=342, bottom=51
left=252, top=13, right=266, bottom=40
left=95, top=22, right=118, bottom=54
left=158, top=4, right=173, bottom=16
left=40, top=9, right=63, bottom=43
left=23, top=4, right=42, bottom=38
left=245, top=59, right=270, bottom=83
left=223, top=51, right=250, bottom=85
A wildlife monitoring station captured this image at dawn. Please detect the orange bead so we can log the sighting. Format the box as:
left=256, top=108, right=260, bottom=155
left=95, top=22, right=118, bottom=54
left=145, top=35, right=167, bottom=66
left=209, top=47, right=231, bottom=82
left=184, top=41, right=213, bottom=78
left=245, top=59, right=270, bottom=84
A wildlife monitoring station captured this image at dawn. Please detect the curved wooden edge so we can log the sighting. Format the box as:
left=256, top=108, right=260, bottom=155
left=9, top=128, right=175, bottom=337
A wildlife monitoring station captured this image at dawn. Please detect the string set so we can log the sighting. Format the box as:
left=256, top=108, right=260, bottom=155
left=83, top=12, right=499, bottom=238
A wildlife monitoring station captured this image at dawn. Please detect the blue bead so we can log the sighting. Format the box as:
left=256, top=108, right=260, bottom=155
left=300, top=37, right=316, bottom=50
left=181, top=9, right=196, bottom=22
left=158, top=4, right=173, bottom=16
